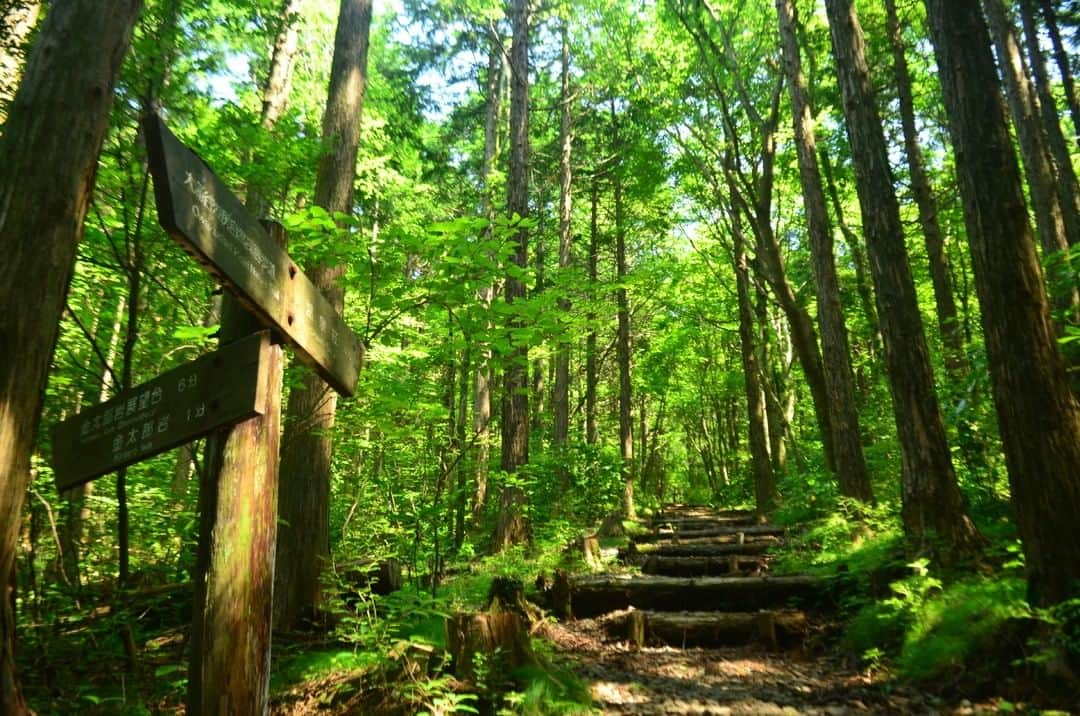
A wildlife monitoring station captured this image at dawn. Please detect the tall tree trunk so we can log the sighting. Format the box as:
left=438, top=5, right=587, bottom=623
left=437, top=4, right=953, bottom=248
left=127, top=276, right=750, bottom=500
left=776, top=0, right=873, bottom=504
left=924, top=0, right=1080, bottom=606
left=472, top=36, right=504, bottom=523
left=245, top=0, right=305, bottom=216
left=586, top=176, right=599, bottom=447
left=493, top=0, right=530, bottom=551
left=0, top=0, right=39, bottom=127
left=723, top=103, right=839, bottom=477
left=824, top=0, right=983, bottom=561
left=274, top=0, right=371, bottom=630
left=553, top=21, right=573, bottom=488
left=1019, top=0, right=1080, bottom=250
left=1037, top=0, right=1080, bottom=149
left=614, top=147, right=635, bottom=520
left=885, top=0, right=965, bottom=375
left=0, top=3, right=141, bottom=712
left=728, top=176, right=777, bottom=516
left=819, top=147, right=879, bottom=355
left=985, top=0, right=1071, bottom=258
left=757, top=290, right=786, bottom=473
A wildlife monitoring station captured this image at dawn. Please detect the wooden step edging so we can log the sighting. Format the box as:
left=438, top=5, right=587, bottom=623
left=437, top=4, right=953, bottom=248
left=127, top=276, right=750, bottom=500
left=566, top=574, right=823, bottom=618
left=622, top=609, right=809, bottom=650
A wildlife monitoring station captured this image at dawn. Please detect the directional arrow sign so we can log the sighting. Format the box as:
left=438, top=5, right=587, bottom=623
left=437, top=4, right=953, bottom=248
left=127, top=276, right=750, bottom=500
left=142, top=114, right=362, bottom=396
left=51, top=331, right=273, bottom=491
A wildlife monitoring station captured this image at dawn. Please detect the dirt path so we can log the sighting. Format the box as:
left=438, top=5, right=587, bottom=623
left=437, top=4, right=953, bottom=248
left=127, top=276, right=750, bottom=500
left=544, top=614, right=952, bottom=715
left=543, top=506, right=995, bottom=715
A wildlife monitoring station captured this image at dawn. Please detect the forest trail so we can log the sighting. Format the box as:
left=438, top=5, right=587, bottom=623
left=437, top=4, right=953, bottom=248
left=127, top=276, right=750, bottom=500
left=543, top=506, right=948, bottom=715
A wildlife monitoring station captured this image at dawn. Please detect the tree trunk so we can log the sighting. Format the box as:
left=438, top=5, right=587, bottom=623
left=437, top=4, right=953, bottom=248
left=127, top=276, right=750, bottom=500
left=244, top=0, right=305, bottom=216
left=472, top=34, right=503, bottom=524
left=728, top=173, right=777, bottom=516
left=923, top=0, right=1080, bottom=606
left=274, top=0, right=371, bottom=630
left=824, top=0, right=983, bottom=561
left=612, top=110, right=635, bottom=519
left=494, top=0, right=530, bottom=548
left=0, top=0, right=40, bottom=126
left=819, top=146, right=879, bottom=356
left=1037, top=0, right=1080, bottom=150
left=1019, top=0, right=1080, bottom=250
left=776, top=0, right=873, bottom=504
left=586, top=176, right=599, bottom=446
left=553, top=21, right=573, bottom=486
left=984, top=0, right=1070, bottom=259
left=0, top=4, right=141, bottom=712
left=885, top=0, right=965, bottom=375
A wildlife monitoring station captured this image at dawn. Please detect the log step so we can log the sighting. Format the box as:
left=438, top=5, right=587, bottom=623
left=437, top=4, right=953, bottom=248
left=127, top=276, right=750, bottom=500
left=659, top=506, right=755, bottom=519
left=622, top=609, right=809, bottom=649
left=648, top=516, right=762, bottom=530
left=640, top=554, right=768, bottom=577
left=633, top=533, right=785, bottom=549
left=568, top=574, right=822, bottom=618
left=622, top=540, right=777, bottom=560
left=634, top=524, right=785, bottom=543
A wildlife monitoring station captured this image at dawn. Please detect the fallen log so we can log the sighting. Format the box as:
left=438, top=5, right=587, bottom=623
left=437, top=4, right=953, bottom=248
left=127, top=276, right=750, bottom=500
left=635, top=524, right=785, bottom=543
left=640, top=554, right=767, bottom=577
left=569, top=574, right=822, bottom=617
left=621, top=609, right=808, bottom=649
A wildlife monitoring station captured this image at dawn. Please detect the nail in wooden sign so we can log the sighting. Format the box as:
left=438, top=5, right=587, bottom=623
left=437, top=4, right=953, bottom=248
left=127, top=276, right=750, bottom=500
left=50, top=331, right=272, bottom=491
left=142, top=114, right=361, bottom=396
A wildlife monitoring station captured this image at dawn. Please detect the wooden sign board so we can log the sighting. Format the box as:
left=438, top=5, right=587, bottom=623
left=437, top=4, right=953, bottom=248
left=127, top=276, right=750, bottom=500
left=51, top=331, right=273, bottom=491
left=142, top=114, right=362, bottom=396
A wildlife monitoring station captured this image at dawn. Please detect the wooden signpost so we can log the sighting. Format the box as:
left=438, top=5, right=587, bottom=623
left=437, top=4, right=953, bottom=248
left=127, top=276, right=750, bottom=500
left=51, top=330, right=272, bottom=491
left=50, top=114, right=363, bottom=715
left=141, top=113, right=362, bottom=396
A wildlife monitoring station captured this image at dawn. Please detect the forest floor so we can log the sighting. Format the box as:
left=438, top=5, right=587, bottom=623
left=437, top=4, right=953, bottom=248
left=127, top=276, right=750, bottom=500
left=542, top=614, right=1006, bottom=715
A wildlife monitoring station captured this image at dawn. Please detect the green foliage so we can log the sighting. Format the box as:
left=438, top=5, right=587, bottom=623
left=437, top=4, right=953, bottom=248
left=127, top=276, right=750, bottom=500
left=899, top=577, right=1030, bottom=681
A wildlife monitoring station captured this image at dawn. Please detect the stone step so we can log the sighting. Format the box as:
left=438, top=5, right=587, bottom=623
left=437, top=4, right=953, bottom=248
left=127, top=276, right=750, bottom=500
left=566, top=573, right=822, bottom=618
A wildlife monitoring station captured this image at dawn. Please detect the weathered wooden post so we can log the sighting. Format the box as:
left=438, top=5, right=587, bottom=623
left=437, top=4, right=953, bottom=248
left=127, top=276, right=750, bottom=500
left=187, top=222, right=285, bottom=714
left=51, top=116, right=363, bottom=716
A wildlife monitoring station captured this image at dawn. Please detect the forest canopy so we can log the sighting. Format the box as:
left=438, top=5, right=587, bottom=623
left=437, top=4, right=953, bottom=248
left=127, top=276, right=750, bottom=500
left=1, top=0, right=1079, bottom=713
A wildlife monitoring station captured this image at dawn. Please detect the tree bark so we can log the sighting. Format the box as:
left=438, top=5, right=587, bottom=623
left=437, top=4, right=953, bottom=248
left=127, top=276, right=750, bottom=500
left=824, top=0, right=983, bottom=561
left=274, top=0, right=371, bottom=630
left=984, top=0, right=1070, bottom=259
left=776, top=0, right=873, bottom=504
left=553, top=21, right=573, bottom=484
left=494, top=0, right=530, bottom=549
left=0, top=0, right=39, bottom=127
left=586, top=176, right=599, bottom=446
left=728, top=172, right=777, bottom=516
left=885, top=0, right=965, bottom=375
left=1037, top=0, right=1080, bottom=150
left=1019, top=0, right=1080, bottom=250
left=244, top=0, right=305, bottom=216
left=923, top=0, right=1080, bottom=606
left=612, top=110, right=635, bottom=519
left=472, top=34, right=504, bottom=524
left=0, top=3, right=141, bottom=712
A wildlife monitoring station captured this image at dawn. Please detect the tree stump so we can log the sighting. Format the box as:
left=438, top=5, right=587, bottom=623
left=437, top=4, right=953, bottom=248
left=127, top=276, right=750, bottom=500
left=569, top=535, right=604, bottom=570
left=445, top=577, right=538, bottom=686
